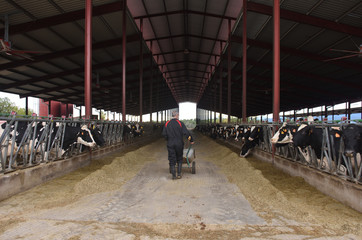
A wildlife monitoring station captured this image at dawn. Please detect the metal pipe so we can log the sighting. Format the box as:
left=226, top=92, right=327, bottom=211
left=219, top=41, right=223, bottom=123
left=242, top=0, right=247, bottom=123
left=227, top=19, right=231, bottom=124
left=25, top=97, right=28, bottom=115
left=139, top=18, right=143, bottom=123
left=122, top=0, right=127, bottom=122
left=84, top=0, right=92, bottom=119
left=272, top=0, right=280, bottom=123
left=150, top=41, right=153, bottom=123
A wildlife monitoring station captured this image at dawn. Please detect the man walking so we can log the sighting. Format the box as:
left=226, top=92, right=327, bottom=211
left=162, top=110, right=194, bottom=179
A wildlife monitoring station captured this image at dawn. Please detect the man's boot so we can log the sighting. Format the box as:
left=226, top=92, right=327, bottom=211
left=170, top=166, right=177, bottom=179
left=177, top=163, right=182, bottom=179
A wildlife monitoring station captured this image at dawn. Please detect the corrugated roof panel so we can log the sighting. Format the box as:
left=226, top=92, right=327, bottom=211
left=299, top=30, right=347, bottom=53
left=188, top=14, right=204, bottom=36
left=281, top=0, right=321, bottom=15
left=46, top=23, right=83, bottom=49
left=143, top=0, right=165, bottom=15
left=188, top=0, right=207, bottom=12
left=151, top=16, right=172, bottom=37
left=224, top=0, right=243, bottom=18
left=20, top=1, right=58, bottom=20
left=127, top=0, right=147, bottom=16
left=168, top=15, right=184, bottom=36
left=52, top=0, right=85, bottom=12
left=280, top=23, right=323, bottom=49
left=164, top=0, right=183, bottom=12
left=311, top=0, right=361, bottom=22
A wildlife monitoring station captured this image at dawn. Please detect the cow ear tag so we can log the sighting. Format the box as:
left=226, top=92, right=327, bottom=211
left=258, top=129, right=260, bottom=132
left=335, top=133, right=340, bottom=138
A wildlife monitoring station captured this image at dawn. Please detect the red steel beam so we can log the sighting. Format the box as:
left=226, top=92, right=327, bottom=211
left=122, top=0, right=127, bottom=122
left=134, top=10, right=236, bottom=21
left=84, top=0, right=92, bottom=119
left=1, top=54, right=152, bottom=91
left=247, top=2, right=362, bottom=38
left=227, top=19, right=231, bottom=124
left=231, top=36, right=361, bottom=71
left=219, top=41, right=223, bottom=123
left=152, top=49, right=218, bottom=57
left=139, top=18, right=143, bottom=122
left=224, top=55, right=362, bottom=91
left=145, top=34, right=227, bottom=43
left=242, top=0, right=247, bottom=123
left=273, top=0, right=280, bottom=123
left=1, top=2, right=124, bottom=36
left=0, top=34, right=140, bottom=71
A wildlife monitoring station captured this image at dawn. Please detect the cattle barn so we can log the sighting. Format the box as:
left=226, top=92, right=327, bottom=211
left=0, top=0, right=362, bottom=239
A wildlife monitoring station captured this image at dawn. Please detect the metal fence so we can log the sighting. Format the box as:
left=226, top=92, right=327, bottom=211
left=0, top=114, right=156, bottom=174
left=197, top=123, right=362, bottom=184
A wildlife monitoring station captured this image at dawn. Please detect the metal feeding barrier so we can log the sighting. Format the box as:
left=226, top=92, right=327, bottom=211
left=197, top=122, right=362, bottom=184
left=0, top=113, right=154, bottom=174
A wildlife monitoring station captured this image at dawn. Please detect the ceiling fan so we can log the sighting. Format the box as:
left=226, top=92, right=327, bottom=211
left=1, top=14, right=47, bottom=60
left=324, top=39, right=362, bottom=62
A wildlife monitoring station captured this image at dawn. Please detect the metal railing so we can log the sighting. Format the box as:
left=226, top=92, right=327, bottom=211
left=197, top=123, right=362, bottom=184
left=0, top=113, right=155, bottom=174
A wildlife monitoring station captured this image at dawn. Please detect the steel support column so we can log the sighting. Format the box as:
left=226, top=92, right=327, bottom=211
left=242, top=0, right=247, bottom=123
left=84, top=0, right=92, bottom=119
left=227, top=19, right=232, bottom=124
left=122, top=0, right=127, bottom=122
left=139, top=18, right=143, bottom=122
left=272, top=0, right=280, bottom=123
left=25, top=97, right=28, bottom=115
left=150, top=41, right=153, bottom=123
left=219, top=42, right=223, bottom=123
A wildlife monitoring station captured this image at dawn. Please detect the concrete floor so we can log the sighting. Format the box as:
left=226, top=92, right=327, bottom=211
left=0, top=133, right=361, bottom=240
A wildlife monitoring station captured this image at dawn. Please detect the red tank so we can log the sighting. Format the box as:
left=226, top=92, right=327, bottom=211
left=39, top=99, right=73, bottom=117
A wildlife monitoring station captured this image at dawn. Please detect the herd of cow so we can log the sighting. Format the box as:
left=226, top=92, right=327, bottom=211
left=0, top=118, right=145, bottom=172
left=196, top=117, right=362, bottom=182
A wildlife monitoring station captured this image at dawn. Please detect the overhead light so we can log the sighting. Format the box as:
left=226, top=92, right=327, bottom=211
left=184, top=48, right=190, bottom=54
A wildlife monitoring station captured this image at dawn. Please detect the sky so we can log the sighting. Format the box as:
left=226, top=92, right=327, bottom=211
left=2, top=91, right=360, bottom=121
left=179, top=102, right=196, bottom=120
left=0, top=92, right=198, bottom=120
left=1, top=92, right=39, bottom=114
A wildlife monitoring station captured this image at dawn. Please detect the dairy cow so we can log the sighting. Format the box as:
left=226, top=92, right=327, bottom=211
left=270, top=122, right=299, bottom=146
left=341, top=124, right=362, bottom=157
left=240, top=126, right=263, bottom=157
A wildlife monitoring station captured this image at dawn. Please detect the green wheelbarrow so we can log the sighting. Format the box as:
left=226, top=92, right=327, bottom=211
left=182, top=143, right=196, bottom=174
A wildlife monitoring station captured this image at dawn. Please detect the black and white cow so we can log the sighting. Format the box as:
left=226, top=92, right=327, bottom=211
left=341, top=124, right=362, bottom=158
left=240, top=126, right=263, bottom=158
left=132, top=123, right=144, bottom=137
left=270, top=122, right=299, bottom=147
left=291, top=122, right=323, bottom=163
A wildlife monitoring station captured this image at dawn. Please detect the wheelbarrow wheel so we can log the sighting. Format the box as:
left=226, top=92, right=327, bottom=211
left=191, top=161, right=196, bottom=174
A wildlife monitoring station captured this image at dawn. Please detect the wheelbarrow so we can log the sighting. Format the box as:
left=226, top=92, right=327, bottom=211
left=182, top=142, right=196, bottom=174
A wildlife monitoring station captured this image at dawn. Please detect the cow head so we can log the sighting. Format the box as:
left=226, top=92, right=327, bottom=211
left=292, top=123, right=312, bottom=148
left=91, top=126, right=105, bottom=147
left=271, top=122, right=294, bottom=145
left=342, top=124, right=362, bottom=157
left=77, top=125, right=96, bottom=148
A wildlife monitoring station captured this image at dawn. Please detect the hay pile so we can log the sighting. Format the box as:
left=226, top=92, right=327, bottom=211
left=0, top=140, right=161, bottom=212
left=199, top=134, right=362, bottom=236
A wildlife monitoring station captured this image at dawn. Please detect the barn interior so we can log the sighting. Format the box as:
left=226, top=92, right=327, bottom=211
left=0, top=0, right=362, bottom=119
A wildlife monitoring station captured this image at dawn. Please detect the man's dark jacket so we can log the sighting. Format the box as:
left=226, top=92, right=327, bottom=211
left=162, top=118, right=193, bottom=146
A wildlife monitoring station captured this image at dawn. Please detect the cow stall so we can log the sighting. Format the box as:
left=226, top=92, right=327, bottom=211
left=0, top=113, right=155, bottom=174
left=196, top=122, right=362, bottom=184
